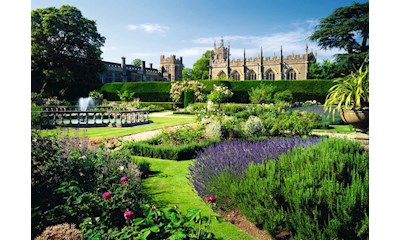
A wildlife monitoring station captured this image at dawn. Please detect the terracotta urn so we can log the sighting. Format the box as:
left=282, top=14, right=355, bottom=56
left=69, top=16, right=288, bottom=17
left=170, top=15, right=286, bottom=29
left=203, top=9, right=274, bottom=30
left=340, top=109, right=369, bottom=133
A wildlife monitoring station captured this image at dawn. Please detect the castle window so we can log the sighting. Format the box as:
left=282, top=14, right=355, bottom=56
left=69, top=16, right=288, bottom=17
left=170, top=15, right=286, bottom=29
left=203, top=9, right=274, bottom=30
left=286, top=69, right=296, bottom=80
left=232, top=71, right=240, bottom=80
left=265, top=70, right=275, bottom=80
left=248, top=70, right=257, bottom=80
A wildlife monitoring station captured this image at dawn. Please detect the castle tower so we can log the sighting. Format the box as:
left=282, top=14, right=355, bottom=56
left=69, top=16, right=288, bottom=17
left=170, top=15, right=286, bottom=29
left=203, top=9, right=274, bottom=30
left=159, top=55, right=184, bottom=81
left=260, top=47, right=264, bottom=80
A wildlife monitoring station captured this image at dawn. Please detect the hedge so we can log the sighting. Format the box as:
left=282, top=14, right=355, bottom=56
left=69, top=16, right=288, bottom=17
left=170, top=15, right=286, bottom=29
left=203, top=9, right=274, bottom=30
left=100, top=82, right=171, bottom=101
left=122, top=140, right=218, bottom=160
left=99, top=80, right=334, bottom=103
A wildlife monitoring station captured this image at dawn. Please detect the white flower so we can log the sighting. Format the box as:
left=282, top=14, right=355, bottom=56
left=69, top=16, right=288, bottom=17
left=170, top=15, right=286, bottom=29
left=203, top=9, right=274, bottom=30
left=119, top=166, right=124, bottom=171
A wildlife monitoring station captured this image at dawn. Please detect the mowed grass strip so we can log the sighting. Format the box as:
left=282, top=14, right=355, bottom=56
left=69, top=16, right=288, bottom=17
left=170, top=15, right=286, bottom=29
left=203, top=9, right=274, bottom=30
left=40, top=115, right=196, bottom=138
left=140, top=157, right=256, bottom=240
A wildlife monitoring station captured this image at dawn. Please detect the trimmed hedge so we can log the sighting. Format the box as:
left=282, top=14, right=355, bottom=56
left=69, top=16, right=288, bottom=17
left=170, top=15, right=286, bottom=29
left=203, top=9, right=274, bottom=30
left=99, top=80, right=334, bottom=103
left=100, top=82, right=171, bottom=101
left=122, top=140, right=218, bottom=160
left=184, top=90, right=195, bottom=108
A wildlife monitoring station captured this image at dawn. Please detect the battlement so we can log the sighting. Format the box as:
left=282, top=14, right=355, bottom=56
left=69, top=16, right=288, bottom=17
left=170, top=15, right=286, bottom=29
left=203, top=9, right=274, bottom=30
left=160, top=54, right=183, bottom=64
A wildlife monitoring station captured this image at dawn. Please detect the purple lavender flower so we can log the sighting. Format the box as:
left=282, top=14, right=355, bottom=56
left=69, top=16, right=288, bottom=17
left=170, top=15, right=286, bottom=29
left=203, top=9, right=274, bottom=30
left=188, top=137, right=320, bottom=197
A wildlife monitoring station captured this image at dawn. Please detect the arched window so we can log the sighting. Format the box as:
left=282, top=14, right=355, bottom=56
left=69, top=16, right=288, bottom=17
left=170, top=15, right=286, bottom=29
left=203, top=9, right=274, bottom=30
left=265, top=69, right=275, bottom=80
left=217, top=71, right=227, bottom=79
left=232, top=71, right=241, bottom=80
left=248, top=70, right=257, bottom=80
left=286, top=69, right=297, bottom=80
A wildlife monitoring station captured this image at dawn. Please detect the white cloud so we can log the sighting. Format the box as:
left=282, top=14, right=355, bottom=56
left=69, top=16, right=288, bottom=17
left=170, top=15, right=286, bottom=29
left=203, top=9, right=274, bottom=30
left=127, top=23, right=169, bottom=33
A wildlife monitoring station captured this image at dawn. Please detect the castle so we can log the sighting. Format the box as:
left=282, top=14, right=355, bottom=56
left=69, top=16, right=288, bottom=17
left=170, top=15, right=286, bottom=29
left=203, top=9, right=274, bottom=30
left=98, top=55, right=184, bottom=83
left=209, top=39, right=315, bottom=80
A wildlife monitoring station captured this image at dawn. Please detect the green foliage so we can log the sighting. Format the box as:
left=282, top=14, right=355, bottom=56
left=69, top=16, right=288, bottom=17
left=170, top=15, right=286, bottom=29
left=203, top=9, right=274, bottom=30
left=184, top=90, right=195, bottom=108
left=182, top=68, right=193, bottom=81
left=100, top=82, right=172, bottom=101
left=211, top=138, right=368, bottom=239
left=309, top=2, right=369, bottom=73
left=308, top=59, right=346, bottom=79
left=31, top=103, right=42, bottom=128
left=122, top=140, right=217, bottom=160
left=268, top=111, right=321, bottom=136
left=81, top=205, right=217, bottom=240
left=131, top=58, right=142, bottom=67
left=243, top=116, right=264, bottom=137
left=274, top=89, right=293, bottom=103
left=191, top=50, right=213, bottom=80
left=324, top=59, right=369, bottom=113
left=88, top=90, right=104, bottom=102
left=31, top=130, right=147, bottom=238
left=117, top=90, right=135, bottom=102
left=138, top=102, right=179, bottom=111
left=101, top=80, right=335, bottom=103
left=31, top=5, right=106, bottom=96
left=207, top=85, right=233, bottom=108
left=248, top=84, right=277, bottom=104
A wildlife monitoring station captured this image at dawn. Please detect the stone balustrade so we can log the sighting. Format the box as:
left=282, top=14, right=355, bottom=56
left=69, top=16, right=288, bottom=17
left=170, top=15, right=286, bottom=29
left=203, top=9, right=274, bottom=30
left=37, top=107, right=150, bottom=128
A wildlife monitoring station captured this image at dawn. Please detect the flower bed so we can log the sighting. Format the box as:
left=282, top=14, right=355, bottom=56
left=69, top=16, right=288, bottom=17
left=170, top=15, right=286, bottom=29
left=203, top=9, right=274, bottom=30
left=188, top=137, right=320, bottom=198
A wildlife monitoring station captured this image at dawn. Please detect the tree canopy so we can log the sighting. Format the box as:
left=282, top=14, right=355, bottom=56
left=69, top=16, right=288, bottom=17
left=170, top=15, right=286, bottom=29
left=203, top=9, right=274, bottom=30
left=31, top=5, right=106, bottom=97
left=190, top=50, right=213, bottom=80
left=309, top=2, right=369, bottom=73
left=131, top=58, right=142, bottom=67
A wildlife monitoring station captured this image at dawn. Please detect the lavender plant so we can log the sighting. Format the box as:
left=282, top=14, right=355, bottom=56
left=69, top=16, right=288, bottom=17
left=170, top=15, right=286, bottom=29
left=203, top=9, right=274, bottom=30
left=188, top=137, right=320, bottom=197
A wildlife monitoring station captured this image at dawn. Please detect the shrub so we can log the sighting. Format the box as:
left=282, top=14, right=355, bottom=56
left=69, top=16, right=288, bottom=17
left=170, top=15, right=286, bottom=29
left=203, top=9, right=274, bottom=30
left=274, top=89, right=293, bottom=103
left=80, top=204, right=218, bottom=240
left=88, top=90, right=104, bottom=105
left=35, top=223, right=82, bottom=240
left=207, top=85, right=233, bottom=108
left=230, top=138, right=368, bottom=240
left=170, top=80, right=205, bottom=103
left=269, top=110, right=321, bottom=136
left=31, top=130, right=146, bottom=238
left=122, top=140, right=217, bottom=160
left=204, top=121, right=222, bottom=141
left=248, top=84, right=277, bottom=104
left=188, top=137, right=320, bottom=200
left=31, top=103, right=42, bottom=128
left=220, top=117, right=244, bottom=139
left=184, top=90, right=195, bottom=108
left=117, top=90, right=135, bottom=101
left=140, top=104, right=164, bottom=112
left=243, top=116, right=264, bottom=137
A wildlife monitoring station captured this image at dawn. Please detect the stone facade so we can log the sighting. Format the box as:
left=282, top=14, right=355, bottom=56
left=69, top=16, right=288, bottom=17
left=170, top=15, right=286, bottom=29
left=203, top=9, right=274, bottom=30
left=99, top=55, right=183, bottom=83
left=209, top=39, right=315, bottom=80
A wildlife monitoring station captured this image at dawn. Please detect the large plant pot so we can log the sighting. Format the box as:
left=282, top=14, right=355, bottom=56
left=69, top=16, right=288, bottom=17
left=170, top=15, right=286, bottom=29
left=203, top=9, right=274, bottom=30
left=340, top=109, right=369, bottom=133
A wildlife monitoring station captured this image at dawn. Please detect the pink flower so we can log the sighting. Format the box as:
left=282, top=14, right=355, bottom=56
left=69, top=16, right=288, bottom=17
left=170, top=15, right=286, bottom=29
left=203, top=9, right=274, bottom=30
left=102, top=192, right=112, bottom=200
left=205, top=195, right=216, bottom=203
left=124, top=210, right=134, bottom=220
left=120, top=176, right=129, bottom=183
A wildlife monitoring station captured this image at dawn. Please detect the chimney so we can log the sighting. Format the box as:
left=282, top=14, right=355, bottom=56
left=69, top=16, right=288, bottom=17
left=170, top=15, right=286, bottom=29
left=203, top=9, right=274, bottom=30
left=179, top=56, right=183, bottom=63
left=141, top=61, right=146, bottom=70
left=121, top=57, right=126, bottom=69
left=149, top=63, right=153, bottom=69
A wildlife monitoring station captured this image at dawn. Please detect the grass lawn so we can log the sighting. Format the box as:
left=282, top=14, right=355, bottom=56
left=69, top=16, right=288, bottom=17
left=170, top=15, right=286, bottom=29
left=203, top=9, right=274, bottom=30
left=140, top=157, right=256, bottom=240
left=40, top=115, right=196, bottom=138
left=314, top=124, right=354, bottom=133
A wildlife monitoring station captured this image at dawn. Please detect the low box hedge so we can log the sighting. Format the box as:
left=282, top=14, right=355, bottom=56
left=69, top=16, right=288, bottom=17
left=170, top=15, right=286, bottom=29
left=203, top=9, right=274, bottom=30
left=122, top=140, right=218, bottom=160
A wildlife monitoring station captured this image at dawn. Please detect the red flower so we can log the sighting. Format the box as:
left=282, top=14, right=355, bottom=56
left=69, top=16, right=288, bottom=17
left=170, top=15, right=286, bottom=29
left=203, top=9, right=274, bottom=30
left=124, top=210, right=134, bottom=220
left=102, top=191, right=112, bottom=200
left=120, top=176, right=129, bottom=183
left=205, top=195, right=216, bottom=203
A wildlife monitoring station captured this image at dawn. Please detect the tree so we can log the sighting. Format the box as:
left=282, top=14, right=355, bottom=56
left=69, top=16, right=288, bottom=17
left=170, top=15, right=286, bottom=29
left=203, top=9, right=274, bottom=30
left=182, top=68, right=192, bottom=80
left=31, top=5, right=106, bottom=97
left=308, top=59, right=346, bottom=79
left=131, top=58, right=142, bottom=67
left=309, top=2, right=368, bottom=73
left=191, top=50, right=213, bottom=80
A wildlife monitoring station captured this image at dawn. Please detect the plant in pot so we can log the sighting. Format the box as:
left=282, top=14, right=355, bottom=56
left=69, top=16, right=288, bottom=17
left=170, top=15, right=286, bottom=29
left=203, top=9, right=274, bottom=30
left=324, top=60, right=369, bottom=133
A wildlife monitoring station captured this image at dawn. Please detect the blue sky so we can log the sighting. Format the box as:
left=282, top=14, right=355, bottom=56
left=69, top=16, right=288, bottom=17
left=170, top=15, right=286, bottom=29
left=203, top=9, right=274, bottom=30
left=31, top=0, right=368, bottom=69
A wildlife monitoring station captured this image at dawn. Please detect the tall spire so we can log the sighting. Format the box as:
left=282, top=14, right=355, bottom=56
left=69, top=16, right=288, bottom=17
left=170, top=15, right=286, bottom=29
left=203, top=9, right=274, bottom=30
left=213, top=40, right=216, bottom=49
left=305, top=43, right=309, bottom=55
left=260, top=46, right=263, bottom=59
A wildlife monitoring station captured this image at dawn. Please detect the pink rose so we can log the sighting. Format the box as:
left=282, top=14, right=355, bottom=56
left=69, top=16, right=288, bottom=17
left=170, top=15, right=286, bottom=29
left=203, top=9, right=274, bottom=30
left=102, top=191, right=112, bottom=200
left=205, top=195, right=216, bottom=203
left=120, top=176, right=129, bottom=183
left=124, top=210, right=134, bottom=220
